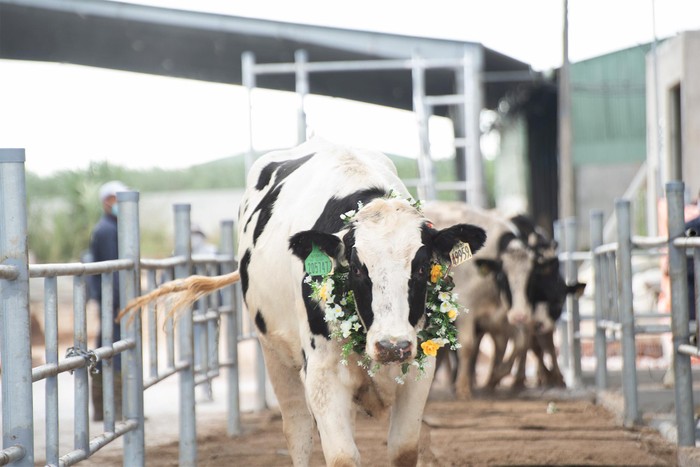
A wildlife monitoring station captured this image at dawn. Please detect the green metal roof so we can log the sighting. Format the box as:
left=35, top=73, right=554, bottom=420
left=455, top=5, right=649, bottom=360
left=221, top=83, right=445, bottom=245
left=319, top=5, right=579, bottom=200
left=571, top=44, right=651, bottom=165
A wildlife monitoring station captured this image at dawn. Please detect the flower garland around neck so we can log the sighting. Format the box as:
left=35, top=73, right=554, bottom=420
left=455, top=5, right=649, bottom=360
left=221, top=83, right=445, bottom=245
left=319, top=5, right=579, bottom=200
left=304, top=190, right=464, bottom=384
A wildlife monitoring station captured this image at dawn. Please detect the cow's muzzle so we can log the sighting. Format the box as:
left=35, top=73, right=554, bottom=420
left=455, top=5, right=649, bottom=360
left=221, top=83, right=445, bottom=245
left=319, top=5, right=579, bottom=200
left=375, top=339, right=413, bottom=363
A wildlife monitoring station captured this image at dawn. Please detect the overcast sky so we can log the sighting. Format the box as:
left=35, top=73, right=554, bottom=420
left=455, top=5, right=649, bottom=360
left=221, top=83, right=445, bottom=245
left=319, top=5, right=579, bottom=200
left=1, top=0, right=699, bottom=176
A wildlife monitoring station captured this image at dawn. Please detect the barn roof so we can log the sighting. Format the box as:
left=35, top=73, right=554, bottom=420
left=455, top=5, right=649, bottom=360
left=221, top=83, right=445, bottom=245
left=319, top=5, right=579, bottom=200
left=0, top=0, right=535, bottom=111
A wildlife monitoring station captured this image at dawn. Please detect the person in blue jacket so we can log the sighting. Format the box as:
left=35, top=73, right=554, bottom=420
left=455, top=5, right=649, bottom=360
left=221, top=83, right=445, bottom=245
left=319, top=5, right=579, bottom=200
left=88, top=180, right=128, bottom=421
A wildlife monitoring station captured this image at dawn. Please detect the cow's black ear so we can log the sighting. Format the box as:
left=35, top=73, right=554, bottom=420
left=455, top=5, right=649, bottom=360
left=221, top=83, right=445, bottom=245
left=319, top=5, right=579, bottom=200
left=432, top=224, right=486, bottom=259
left=289, top=230, right=344, bottom=263
left=568, top=282, right=587, bottom=298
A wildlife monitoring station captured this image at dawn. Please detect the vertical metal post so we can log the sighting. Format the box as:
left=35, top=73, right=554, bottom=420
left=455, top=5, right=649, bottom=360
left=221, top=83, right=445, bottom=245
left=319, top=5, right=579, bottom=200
left=73, top=276, right=90, bottom=453
left=564, top=217, right=582, bottom=387
left=174, top=204, right=197, bottom=466
left=295, top=49, right=309, bottom=144
left=220, top=220, right=242, bottom=435
left=44, top=277, right=59, bottom=465
left=118, top=191, right=145, bottom=465
left=590, top=210, right=608, bottom=390
left=101, top=271, right=117, bottom=430
left=0, top=148, right=33, bottom=466
left=553, top=220, right=570, bottom=372
left=411, top=54, right=436, bottom=201
left=242, top=51, right=257, bottom=176
left=460, top=46, right=486, bottom=207
left=666, top=181, right=696, bottom=446
left=616, top=199, right=640, bottom=426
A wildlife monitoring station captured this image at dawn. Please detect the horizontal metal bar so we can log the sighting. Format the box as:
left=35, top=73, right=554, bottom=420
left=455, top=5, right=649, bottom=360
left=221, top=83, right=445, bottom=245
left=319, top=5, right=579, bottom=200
left=593, top=242, right=618, bottom=255
left=195, top=370, right=220, bottom=386
left=143, top=362, right=188, bottom=389
left=140, top=255, right=187, bottom=270
left=32, top=339, right=135, bottom=382
left=0, top=264, right=19, bottom=280
left=193, top=311, right=220, bottom=324
left=678, top=344, right=700, bottom=357
left=424, top=94, right=464, bottom=107
left=59, top=419, right=138, bottom=466
left=191, top=253, right=235, bottom=265
left=252, top=56, right=470, bottom=76
left=558, top=251, right=592, bottom=262
left=0, top=445, right=25, bottom=465
left=673, top=237, right=700, bottom=249
left=632, top=235, right=667, bottom=249
left=29, top=259, right=133, bottom=278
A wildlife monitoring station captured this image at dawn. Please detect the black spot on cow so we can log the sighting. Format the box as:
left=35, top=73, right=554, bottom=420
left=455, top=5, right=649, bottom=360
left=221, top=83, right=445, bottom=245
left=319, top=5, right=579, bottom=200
left=301, top=278, right=330, bottom=338
left=301, top=349, right=307, bottom=374
left=255, top=153, right=315, bottom=191
left=253, top=184, right=283, bottom=245
left=310, top=337, right=316, bottom=350
left=245, top=153, right=315, bottom=234
left=255, top=310, right=267, bottom=334
left=311, top=187, right=387, bottom=234
left=348, top=247, right=374, bottom=331
left=408, top=245, right=431, bottom=326
left=239, top=249, right=252, bottom=298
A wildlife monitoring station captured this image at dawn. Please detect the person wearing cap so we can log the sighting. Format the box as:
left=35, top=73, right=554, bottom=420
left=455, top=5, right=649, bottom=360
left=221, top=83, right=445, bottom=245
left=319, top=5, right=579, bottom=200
left=88, top=180, right=128, bottom=421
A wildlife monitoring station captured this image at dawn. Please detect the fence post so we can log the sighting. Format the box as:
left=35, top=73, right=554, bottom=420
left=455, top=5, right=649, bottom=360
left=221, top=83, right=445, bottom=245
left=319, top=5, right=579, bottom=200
left=590, top=210, right=608, bottom=390
left=615, top=199, right=640, bottom=426
left=174, top=204, right=197, bottom=466
left=665, top=181, right=696, bottom=446
left=118, top=191, right=145, bottom=465
left=0, top=149, right=34, bottom=466
left=220, top=220, right=242, bottom=436
left=564, top=217, right=582, bottom=387
left=553, top=220, right=570, bottom=375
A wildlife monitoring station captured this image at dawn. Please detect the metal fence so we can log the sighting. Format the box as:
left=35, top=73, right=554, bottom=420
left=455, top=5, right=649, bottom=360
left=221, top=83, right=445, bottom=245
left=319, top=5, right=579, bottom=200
left=558, top=181, right=699, bottom=447
left=0, top=149, right=265, bottom=466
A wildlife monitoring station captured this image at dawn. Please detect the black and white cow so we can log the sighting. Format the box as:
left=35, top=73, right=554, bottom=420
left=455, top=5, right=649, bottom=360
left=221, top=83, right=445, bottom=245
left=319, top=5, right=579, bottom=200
left=422, top=202, right=534, bottom=399
left=510, top=214, right=586, bottom=388
left=237, top=139, right=486, bottom=466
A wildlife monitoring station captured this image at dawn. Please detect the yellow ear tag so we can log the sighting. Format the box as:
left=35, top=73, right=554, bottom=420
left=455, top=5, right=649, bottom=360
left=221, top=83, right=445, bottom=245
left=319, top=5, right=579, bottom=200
left=450, top=242, right=472, bottom=267
left=304, top=244, right=333, bottom=277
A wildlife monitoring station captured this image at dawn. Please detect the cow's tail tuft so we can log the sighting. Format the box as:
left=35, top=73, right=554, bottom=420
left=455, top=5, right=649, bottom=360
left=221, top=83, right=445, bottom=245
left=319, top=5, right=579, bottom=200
left=116, top=270, right=241, bottom=323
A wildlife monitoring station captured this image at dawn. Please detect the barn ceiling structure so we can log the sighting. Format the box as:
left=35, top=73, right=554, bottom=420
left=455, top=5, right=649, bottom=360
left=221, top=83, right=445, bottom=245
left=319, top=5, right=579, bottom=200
left=0, top=0, right=539, bottom=204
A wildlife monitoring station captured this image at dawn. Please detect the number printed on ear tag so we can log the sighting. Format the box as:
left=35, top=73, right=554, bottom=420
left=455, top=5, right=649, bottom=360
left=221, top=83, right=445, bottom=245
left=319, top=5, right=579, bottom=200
left=450, top=242, right=472, bottom=267
left=304, top=244, right=333, bottom=277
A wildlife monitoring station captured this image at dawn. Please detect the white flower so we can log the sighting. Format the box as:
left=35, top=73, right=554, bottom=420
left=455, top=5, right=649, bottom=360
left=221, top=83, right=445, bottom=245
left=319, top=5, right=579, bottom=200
left=303, top=276, right=312, bottom=284
left=394, top=376, right=406, bottom=384
left=440, top=301, right=456, bottom=314
left=438, top=291, right=451, bottom=302
left=339, top=319, right=354, bottom=338
left=324, top=304, right=343, bottom=322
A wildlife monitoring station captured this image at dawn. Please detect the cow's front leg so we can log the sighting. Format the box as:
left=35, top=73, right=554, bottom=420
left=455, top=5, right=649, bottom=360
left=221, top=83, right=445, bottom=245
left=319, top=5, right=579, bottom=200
left=511, top=327, right=531, bottom=389
left=389, top=364, right=436, bottom=466
left=486, top=332, right=508, bottom=389
left=304, top=352, right=360, bottom=466
left=455, top=314, right=477, bottom=399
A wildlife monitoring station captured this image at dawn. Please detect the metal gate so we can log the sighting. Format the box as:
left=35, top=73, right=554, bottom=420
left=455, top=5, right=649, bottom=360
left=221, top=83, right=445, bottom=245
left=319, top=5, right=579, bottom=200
left=0, top=149, right=264, bottom=466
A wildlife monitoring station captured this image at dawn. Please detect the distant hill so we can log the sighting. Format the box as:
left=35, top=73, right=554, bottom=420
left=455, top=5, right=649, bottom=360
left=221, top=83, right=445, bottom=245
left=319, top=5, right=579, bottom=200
left=26, top=151, right=460, bottom=198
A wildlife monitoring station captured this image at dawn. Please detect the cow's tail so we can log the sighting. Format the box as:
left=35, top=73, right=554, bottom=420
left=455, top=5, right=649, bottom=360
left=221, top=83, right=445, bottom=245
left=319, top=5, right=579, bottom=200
left=116, top=270, right=241, bottom=323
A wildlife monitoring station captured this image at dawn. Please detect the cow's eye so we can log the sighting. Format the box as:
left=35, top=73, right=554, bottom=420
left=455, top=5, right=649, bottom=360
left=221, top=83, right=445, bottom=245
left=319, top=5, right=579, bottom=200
left=417, top=266, right=425, bottom=276
left=353, top=266, right=363, bottom=276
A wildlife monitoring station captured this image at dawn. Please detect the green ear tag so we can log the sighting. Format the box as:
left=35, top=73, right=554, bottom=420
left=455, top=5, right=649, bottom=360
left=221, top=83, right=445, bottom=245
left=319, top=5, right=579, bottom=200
left=304, top=244, right=333, bottom=277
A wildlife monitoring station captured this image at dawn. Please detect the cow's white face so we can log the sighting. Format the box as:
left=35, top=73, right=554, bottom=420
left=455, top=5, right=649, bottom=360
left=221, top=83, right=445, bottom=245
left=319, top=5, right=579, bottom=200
left=350, top=198, right=426, bottom=363
left=289, top=196, right=487, bottom=366
left=499, top=239, right=535, bottom=326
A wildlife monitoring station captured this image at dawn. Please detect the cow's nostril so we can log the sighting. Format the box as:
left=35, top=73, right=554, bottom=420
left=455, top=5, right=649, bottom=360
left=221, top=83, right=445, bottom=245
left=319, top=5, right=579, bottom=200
left=376, top=339, right=413, bottom=363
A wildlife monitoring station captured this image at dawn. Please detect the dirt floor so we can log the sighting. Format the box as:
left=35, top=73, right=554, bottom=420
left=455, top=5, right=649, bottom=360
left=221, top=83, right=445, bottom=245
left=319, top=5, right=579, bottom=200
left=92, top=388, right=681, bottom=466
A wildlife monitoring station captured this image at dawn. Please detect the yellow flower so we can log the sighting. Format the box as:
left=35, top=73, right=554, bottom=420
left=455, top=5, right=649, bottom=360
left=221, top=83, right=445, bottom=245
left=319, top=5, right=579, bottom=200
left=448, top=309, right=457, bottom=321
left=421, top=339, right=442, bottom=357
left=430, top=264, right=442, bottom=283
left=319, top=283, right=329, bottom=301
